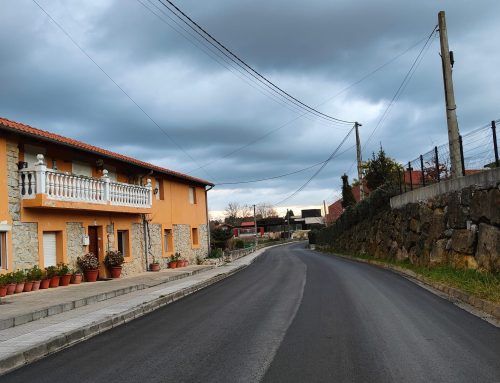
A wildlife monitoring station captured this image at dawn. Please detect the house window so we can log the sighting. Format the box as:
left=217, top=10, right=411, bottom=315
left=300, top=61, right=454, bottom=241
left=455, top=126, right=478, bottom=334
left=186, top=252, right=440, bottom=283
left=117, top=230, right=129, bottom=258
left=163, top=229, right=173, bottom=253
left=192, top=227, right=199, bottom=246
left=155, top=178, right=164, bottom=200
left=43, top=231, right=58, bottom=267
left=188, top=187, right=197, bottom=204
left=0, top=232, right=7, bottom=269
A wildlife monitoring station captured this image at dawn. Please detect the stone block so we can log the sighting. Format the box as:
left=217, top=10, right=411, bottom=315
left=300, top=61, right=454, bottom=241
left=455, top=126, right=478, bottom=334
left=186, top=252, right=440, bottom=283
left=447, top=192, right=468, bottom=229
left=476, top=223, right=500, bottom=272
left=428, top=209, right=446, bottom=241
left=450, top=252, right=478, bottom=270
left=451, top=229, right=477, bottom=255
left=471, top=188, right=500, bottom=225
left=430, top=239, right=448, bottom=266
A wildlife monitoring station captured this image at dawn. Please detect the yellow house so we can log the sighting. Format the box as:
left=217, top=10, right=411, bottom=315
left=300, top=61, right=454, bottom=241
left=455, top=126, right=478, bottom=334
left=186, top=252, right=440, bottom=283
left=0, top=117, right=213, bottom=277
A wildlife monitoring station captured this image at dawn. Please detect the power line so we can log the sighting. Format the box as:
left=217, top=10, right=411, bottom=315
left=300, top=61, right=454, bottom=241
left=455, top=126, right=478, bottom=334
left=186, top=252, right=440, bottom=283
left=31, top=0, right=217, bottom=182
left=273, top=126, right=355, bottom=206
left=156, top=0, right=355, bottom=125
left=215, top=144, right=355, bottom=185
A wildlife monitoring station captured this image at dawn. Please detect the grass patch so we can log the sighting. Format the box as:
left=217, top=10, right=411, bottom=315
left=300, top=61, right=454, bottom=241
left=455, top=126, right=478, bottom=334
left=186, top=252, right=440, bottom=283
left=322, top=248, right=500, bottom=304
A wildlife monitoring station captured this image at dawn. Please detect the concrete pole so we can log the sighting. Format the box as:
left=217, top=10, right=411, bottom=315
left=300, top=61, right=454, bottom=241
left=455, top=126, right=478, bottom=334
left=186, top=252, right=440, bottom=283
left=438, top=11, right=463, bottom=178
left=355, top=122, right=364, bottom=199
left=253, top=204, right=257, bottom=247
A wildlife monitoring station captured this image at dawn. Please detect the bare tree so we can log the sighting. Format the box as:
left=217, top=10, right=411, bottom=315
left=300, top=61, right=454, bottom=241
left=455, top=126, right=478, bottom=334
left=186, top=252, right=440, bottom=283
left=256, top=203, right=278, bottom=219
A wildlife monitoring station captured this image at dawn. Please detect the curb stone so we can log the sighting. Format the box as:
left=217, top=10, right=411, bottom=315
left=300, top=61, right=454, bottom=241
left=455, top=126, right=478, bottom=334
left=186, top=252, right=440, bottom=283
left=323, top=251, right=500, bottom=325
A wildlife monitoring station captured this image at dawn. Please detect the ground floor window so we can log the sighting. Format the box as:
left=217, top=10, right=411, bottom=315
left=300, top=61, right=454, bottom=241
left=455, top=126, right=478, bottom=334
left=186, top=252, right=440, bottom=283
left=164, top=229, right=173, bottom=253
left=117, top=230, right=129, bottom=257
left=0, top=232, right=7, bottom=269
left=192, top=227, right=199, bottom=246
left=43, top=231, right=58, bottom=267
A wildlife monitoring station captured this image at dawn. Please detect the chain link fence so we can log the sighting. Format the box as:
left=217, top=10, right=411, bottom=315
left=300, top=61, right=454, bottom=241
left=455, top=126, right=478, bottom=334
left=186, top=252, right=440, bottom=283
left=397, top=119, right=499, bottom=194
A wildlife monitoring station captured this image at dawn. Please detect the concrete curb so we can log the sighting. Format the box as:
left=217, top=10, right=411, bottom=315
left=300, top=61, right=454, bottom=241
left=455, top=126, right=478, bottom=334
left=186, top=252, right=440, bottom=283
left=0, top=244, right=278, bottom=376
left=324, top=251, right=500, bottom=323
left=0, top=266, right=214, bottom=331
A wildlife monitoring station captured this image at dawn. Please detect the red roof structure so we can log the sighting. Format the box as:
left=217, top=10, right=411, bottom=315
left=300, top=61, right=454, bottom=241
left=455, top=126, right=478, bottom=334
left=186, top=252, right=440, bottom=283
left=0, top=117, right=213, bottom=186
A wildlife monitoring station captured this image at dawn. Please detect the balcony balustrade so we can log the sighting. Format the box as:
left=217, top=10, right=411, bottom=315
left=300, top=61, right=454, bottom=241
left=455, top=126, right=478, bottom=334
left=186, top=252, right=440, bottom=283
left=19, top=154, right=152, bottom=210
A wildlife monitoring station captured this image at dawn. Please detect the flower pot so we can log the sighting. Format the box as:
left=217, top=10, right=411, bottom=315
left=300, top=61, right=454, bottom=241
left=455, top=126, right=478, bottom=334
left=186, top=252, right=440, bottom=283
left=168, top=261, right=178, bottom=269
left=60, top=274, right=72, bottom=286
left=6, top=283, right=16, bottom=295
left=15, top=282, right=25, bottom=293
left=32, top=280, right=41, bottom=291
left=72, top=274, right=82, bottom=284
left=0, top=286, right=7, bottom=297
left=49, top=276, right=60, bottom=288
left=23, top=281, right=34, bottom=292
left=149, top=263, right=160, bottom=272
left=84, top=269, right=99, bottom=282
left=110, top=266, right=122, bottom=279
left=40, top=278, right=50, bottom=289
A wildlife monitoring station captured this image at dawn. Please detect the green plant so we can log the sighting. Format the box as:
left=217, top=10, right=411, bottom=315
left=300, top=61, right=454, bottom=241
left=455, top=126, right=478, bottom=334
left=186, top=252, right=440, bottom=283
left=27, top=265, right=43, bottom=281
left=58, top=263, right=71, bottom=276
left=77, top=253, right=99, bottom=271
left=151, top=256, right=159, bottom=265
left=234, top=239, right=245, bottom=249
left=45, top=266, right=58, bottom=278
left=72, top=268, right=82, bottom=275
left=104, top=250, right=124, bottom=267
left=0, top=274, right=6, bottom=286
left=208, top=248, right=223, bottom=258
left=170, top=253, right=180, bottom=262
left=12, top=270, right=26, bottom=283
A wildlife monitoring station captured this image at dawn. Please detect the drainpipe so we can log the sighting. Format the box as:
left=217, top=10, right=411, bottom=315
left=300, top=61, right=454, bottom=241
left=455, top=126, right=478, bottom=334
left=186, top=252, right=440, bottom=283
left=205, top=185, right=214, bottom=254
left=142, top=214, right=149, bottom=270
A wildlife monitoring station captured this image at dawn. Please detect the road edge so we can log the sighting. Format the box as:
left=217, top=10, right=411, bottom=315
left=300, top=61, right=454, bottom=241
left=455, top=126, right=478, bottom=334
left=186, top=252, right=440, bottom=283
left=319, top=250, right=500, bottom=326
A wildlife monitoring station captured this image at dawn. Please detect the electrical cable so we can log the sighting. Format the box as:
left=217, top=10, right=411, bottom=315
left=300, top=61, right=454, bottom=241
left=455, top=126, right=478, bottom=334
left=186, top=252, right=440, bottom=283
left=156, top=0, right=355, bottom=125
left=31, top=0, right=217, bottom=182
left=273, top=126, right=355, bottom=206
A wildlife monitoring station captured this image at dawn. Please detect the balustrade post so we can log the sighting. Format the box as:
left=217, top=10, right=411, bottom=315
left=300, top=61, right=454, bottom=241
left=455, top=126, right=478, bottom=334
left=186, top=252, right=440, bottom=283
left=146, top=178, right=152, bottom=206
left=101, top=169, right=111, bottom=203
left=34, top=154, right=47, bottom=194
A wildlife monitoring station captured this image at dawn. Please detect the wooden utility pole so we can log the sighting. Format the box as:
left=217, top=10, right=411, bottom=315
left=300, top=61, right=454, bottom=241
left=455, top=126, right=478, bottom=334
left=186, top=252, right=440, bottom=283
left=438, top=11, right=463, bottom=178
left=354, top=122, right=364, bottom=200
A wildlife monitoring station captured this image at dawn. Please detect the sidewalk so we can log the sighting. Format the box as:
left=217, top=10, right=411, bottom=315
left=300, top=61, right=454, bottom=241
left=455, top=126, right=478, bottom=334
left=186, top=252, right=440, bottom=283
left=0, top=247, right=269, bottom=375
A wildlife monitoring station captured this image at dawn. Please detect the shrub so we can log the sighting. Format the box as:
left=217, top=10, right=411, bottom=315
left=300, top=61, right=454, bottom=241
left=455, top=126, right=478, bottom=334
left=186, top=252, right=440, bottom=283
left=45, top=266, right=58, bottom=278
left=77, top=253, right=99, bottom=271
left=104, top=250, right=124, bottom=267
left=234, top=239, right=245, bottom=249
left=58, top=263, right=71, bottom=276
left=209, top=248, right=223, bottom=258
left=27, top=265, right=43, bottom=281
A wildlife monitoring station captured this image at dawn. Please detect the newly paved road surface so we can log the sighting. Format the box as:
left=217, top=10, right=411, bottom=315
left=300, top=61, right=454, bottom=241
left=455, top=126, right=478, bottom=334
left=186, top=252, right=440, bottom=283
left=3, top=243, right=499, bottom=382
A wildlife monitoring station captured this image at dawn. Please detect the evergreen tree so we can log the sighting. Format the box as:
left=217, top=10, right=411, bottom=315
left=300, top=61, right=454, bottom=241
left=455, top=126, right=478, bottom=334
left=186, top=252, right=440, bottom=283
left=363, top=146, right=401, bottom=190
left=341, top=174, right=356, bottom=208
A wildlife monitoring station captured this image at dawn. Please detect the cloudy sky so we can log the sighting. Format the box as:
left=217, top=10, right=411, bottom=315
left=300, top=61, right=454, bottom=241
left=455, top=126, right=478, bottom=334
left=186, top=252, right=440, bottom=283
left=1, top=0, right=499, bottom=218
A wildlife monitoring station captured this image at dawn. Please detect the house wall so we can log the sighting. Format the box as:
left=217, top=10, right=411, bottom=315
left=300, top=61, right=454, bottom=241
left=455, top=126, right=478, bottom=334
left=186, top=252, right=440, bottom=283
left=0, top=133, right=210, bottom=275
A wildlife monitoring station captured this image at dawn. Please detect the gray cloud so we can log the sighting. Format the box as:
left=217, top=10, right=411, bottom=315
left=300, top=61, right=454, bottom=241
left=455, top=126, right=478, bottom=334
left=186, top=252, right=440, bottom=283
left=0, top=0, right=499, bottom=215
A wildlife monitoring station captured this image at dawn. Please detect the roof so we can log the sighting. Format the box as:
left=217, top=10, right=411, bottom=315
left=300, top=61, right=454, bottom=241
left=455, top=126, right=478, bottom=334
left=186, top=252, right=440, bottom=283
left=240, top=221, right=255, bottom=227
left=0, top=117, right=214, bottom=187
left=326, top=200, right=343, bottom=224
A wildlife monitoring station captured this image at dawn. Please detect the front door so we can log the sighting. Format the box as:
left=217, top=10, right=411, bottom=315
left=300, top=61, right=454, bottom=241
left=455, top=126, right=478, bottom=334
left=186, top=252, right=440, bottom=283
left=88, top=226, right=99, bottom=258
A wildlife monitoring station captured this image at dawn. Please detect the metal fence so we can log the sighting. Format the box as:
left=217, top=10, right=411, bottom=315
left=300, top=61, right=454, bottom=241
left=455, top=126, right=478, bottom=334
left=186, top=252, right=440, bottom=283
left=397, top=119, right=499, bottom=193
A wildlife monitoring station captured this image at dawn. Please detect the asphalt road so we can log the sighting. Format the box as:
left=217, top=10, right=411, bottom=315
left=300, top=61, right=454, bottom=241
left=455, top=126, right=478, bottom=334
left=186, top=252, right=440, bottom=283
left=3, top=243, right=500, bottom=382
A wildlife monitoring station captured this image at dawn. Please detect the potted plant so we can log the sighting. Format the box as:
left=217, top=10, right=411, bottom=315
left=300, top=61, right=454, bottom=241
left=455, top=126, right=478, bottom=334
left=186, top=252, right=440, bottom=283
left=29, top=265, right=43, bottom=291
left=39, top=269, right=50, bottom=289
left=71, top=268, right=83, bottom=284
left=45, top=266, right=60, bottom=288
left=168, top=253, right=179, bottom=269
left=0, top=274, right=7, bottom=298
left=104, top=250, right=124, bottom=278
left=13, top=270, right=26, bottom=293
left=77, top=252, right=99, bottom=282
left=149, top=256, right=160, bottom=272
left=58, top=263, right=72, bottom=286
left=23, top=268, right=34, bottom=293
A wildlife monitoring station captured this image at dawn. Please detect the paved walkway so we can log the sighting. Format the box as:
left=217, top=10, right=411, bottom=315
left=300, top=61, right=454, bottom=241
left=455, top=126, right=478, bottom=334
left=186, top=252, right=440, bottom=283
left=0, top=248, right=268, bottom=375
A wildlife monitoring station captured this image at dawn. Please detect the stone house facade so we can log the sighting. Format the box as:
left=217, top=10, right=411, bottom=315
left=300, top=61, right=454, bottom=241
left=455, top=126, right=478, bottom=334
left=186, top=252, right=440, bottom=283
left=0, top=117, right=212, bottom=277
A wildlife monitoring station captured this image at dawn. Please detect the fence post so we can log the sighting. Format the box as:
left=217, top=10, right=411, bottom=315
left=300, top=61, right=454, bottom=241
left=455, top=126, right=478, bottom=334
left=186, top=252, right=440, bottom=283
left=397, top=167, right=402, bottom=194
left=420, top=155, right=425, bottom=187
left=492, top=120, right=499, bottom=168
left=459, top=135, right=465, bottom=176
left=434, top=146, right=440, bottom=182
left=408, top=162, right=413, bottom=191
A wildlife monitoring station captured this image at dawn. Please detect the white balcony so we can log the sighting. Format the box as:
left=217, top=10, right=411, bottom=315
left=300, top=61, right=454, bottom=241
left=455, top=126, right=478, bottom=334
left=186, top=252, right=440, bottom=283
left=19, top=154, right=152, bottom=212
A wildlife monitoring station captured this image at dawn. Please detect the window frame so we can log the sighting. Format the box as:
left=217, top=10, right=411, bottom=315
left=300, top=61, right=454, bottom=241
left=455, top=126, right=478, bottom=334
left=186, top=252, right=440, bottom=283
left=0, top=232, right=7, bottom=270
left=117, top=230, right=130, bottom=258
left=191, top=227, right=199, bottom=247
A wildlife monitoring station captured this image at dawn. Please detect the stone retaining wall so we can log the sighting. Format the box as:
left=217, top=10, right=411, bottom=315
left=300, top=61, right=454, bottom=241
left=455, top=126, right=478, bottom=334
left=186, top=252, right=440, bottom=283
left=323, top=183, right=500, bottom=272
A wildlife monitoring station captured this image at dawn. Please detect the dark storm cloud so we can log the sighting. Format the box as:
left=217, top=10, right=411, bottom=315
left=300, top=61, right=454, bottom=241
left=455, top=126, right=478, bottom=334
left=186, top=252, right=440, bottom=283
left=0, top=0, right=499, bottom=215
